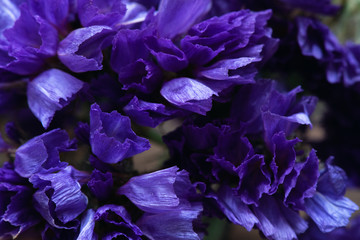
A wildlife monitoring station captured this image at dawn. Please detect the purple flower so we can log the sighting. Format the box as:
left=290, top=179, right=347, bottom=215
left=110, top=29, right=162, bottom=93
left=89, top=103, right=150, bottom=164
left=87, top=169, right=113, bottom=201
left=0, top=162, right=40, bottom=238
left=14, top=129, right=75, bottom=178
left=0, top=3, right=58, bottom=75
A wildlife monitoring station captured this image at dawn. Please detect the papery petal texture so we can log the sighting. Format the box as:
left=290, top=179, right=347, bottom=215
left=30, top=166, right=88, bottom=229
left=27, top=68, right=84, bottom=128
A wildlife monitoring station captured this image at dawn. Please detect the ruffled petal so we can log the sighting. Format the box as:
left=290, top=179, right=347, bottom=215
left=253, top=196, right=308, bottom=240
left=90, top=103, right=150, bottom=164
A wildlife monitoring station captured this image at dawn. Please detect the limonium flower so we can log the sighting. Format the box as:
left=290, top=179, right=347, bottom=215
left=0, top=0, right=359, bottom=240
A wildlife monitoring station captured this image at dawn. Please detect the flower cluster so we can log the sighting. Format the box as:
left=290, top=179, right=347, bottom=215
left=0, top=0, right=359, bottom=240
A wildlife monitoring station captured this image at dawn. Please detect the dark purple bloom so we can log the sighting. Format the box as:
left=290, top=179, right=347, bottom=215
left=87, top=169, right=113, bottom=201
left=90, top=103, right=150, bottom=164
left=111, top=29, right=162, bottom=93
left=267, top=132, right=300, bottom=193
left=0, top=0, right=21, bottom=41
left=1, top=3, right=58, bottom=75
left=339, top=42, right=360, bottom=87
left=58, top=25, right=115, bottom=72
left=30, top=166, right=88, bottom=229
left=14, top=129, right=75, bottom=178
left=301, top=215, right=360, bottom=240
left=0, top=162, right=40, bottom=238
left=297, top=17, right=347, bottom=85
left=192, top=10, right=279, bottom=83
left=230, top=80, right=316, bottom=137
left=27, top=68, right=84, bottom=128
left=181, top=10, right=273, bottom=65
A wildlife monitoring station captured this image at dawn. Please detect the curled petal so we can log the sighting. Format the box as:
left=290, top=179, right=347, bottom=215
left=58, top=26, right=115, bottom=72
left=14, top=129, right=74, bottom=178
left=27, top=68, right=84, bottom=128
left=90, top=103, right=150, bottom=164
left=160, top=77, right=218, bottom=115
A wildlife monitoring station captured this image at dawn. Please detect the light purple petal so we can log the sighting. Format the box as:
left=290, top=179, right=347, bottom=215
left=137, top=205, right=202, bottom=240
left=304, top=193, right=359, bottom=233
left=77, top=209, right=96, bottom=240
left=160, top=77, right=218, bottom=115
left=212, top=186, right=259, bottom=231
left=27, top=69, right=84, bottom=128
left=118, top=167, right=180, bottom=213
